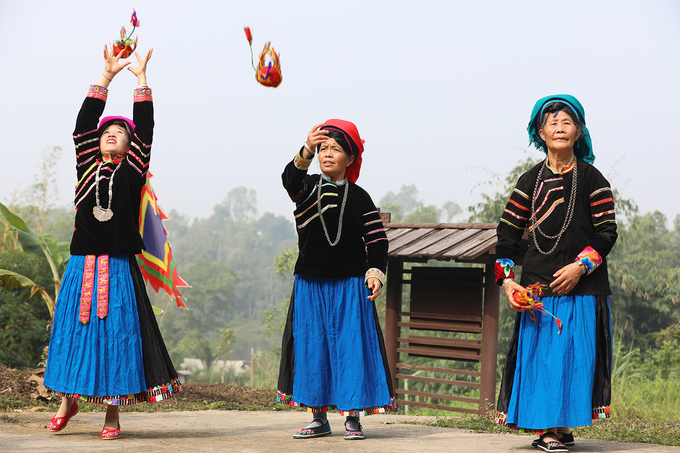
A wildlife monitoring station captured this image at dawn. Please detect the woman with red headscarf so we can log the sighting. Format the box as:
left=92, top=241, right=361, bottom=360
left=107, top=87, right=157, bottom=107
left=277, top=121, right=395, bottom=440
left=43, top=45, right=181, bottom=440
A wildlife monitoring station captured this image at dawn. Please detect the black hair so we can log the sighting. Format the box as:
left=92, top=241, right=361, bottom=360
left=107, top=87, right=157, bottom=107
left=317, top=129, right=358, bottom=159
left=99, top=119, right=132, bottom=147
left=539, top=102, right=584, bottom=135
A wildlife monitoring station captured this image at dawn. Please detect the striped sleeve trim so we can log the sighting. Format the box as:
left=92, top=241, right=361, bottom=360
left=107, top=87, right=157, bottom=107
left=362, top=209, right=388, bottom=247
left=365, top=268, right=386, bottom=287
left=589, top=186, right=616, bottom=226
left=513, top=188, right=530, bottom=201
left=500, top=187, right=531, bottom=230
left=500, top=217, right=523, bottom=230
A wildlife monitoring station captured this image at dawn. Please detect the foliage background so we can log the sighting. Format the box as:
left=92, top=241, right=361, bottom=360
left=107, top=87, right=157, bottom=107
left=2, top=150, right=678, bottom=422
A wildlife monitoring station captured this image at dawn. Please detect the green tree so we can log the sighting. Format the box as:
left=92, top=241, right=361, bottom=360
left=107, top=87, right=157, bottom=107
left=467, top=154, right=537, bottom=222
left=213, top=327, right=235, bottom=383
left=160, top=258, right=239, bottom=366
left=0, top=250, right=53, bottom=367
left=608, top=211, right=680, bottom=337
left=379, top=184, right=460, bottom=223
left=0, top=202, right=70, bottom=318
left=161, top=187, right=296, bottom=359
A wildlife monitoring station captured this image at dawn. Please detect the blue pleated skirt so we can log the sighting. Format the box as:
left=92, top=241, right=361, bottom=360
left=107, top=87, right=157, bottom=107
left=505, top=295, right=599, bottom=429
left=44, top=253, right=147, bottom=402
left=281, top=275, right=393, bottom=414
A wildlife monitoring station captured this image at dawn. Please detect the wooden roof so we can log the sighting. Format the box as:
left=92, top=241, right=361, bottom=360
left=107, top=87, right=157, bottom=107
left=385, top=223, right=498, bottom=262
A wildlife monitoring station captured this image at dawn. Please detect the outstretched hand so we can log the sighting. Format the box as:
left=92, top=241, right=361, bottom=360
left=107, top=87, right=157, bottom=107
left=103, top=45, right=131, bottom=79
left=128, top=48, right=153, bottom=81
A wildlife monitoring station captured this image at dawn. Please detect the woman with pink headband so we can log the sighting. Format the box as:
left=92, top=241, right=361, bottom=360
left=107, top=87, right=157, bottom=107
left=277, top=120, right=395, bottom=440
left=43, top=45, right=181, bottom=440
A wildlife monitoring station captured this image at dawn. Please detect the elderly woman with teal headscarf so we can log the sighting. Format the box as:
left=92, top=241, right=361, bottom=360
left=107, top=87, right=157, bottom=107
left=494, top=95, right=617, bottom=452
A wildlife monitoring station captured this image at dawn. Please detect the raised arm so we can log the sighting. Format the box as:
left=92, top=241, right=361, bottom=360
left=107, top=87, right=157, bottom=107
left=129, top=49, right=154, bottom=147
left=282, top=123, right=329, bottom=203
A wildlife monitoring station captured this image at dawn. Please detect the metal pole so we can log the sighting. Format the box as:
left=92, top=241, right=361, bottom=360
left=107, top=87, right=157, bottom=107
left=480, top=257, right=500, bottom=413
left=384, top=257, right=403, bottom=393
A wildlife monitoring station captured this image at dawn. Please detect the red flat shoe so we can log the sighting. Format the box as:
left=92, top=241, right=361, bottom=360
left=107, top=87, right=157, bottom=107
left=101, top=423, right=121, bottom=440
left=48, top=401, right=79, bottom=431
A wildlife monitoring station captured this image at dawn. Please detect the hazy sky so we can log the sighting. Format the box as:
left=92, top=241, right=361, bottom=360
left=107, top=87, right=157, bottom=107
left=2, top=1, right=679, bottom=224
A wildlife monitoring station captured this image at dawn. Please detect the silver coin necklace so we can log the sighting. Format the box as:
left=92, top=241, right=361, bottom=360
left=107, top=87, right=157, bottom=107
left=317, top=176, right=348, bottom=247
left=92, top=159, right=123, bottom=222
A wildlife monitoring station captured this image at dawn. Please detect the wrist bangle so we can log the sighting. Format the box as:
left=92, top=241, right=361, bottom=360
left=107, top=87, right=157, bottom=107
left=577, top=261, right=587, bottom=275
left=502, top=278, right=512, bottom=288
left=138, top=83, right=148, bottom=88
left=303, top=142, right=315, bottom=155
left=102, top=73, right=112, bottom=82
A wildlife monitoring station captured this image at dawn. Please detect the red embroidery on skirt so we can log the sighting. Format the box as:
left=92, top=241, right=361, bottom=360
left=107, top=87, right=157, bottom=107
left=79, top=255, right=96, bottom=324
left=79, top=254, right=110, bottom=323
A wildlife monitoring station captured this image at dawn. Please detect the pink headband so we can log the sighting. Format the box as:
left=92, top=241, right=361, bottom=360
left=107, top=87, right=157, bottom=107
left=98, top=116, right=135, bottom=134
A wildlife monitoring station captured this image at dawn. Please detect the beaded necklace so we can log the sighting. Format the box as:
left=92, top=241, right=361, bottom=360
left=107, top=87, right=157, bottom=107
left=530, top=158, right=578, bottom=255
left=317, top=176, right=348, bottom=247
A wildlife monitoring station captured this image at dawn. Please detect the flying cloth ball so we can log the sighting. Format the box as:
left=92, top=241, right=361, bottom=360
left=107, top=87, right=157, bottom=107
left=112, top=9, right=140, bottom=58
left=244, top=26, right=282, bottom=88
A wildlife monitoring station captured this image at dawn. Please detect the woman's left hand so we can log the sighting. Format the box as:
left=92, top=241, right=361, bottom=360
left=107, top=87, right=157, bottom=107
left=366, top=278, right=382, bottom=301
left=550, top=262, right=583, bottom=295
left=128, top=49, right=153, bottom=85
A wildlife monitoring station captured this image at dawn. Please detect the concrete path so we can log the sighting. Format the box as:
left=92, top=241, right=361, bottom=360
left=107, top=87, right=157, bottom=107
left=1, top=410, right=678, bottom=452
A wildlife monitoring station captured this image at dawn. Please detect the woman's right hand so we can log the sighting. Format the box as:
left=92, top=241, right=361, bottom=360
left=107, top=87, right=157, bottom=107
left=302, top=123, right=328, bottom=159
left=503, top=280, right=525, bottom=312
left=104, top=45, right=132, bottom=78
left=98, top=45, right=131, bottom=87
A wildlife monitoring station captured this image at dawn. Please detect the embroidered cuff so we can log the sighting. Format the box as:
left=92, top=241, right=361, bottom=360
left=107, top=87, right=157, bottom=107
left=87, top=85, right=108, bottom=101
left=575, top=246, right=602, bottom=275
left=495, top=258, right=515, bottom=286
left=365, top=268, right=386, bottom=287
left=294, top=150, right=313, bottom=170
left=134, top=87, right=153, bottom=102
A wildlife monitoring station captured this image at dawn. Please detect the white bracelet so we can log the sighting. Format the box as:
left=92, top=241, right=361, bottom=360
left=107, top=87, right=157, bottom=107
left=501, top=278, right=512, bottom=288
left=138, top=83, right=149, bottom=88
left=303, top=142, right=315, bottom=155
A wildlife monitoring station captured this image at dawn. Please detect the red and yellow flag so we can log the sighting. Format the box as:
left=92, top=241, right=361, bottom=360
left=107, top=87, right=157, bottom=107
left=136, top=173, right=189, bottom=308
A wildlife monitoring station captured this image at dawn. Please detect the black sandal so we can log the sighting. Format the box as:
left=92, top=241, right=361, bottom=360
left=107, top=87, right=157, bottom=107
left=532, top=429, right=575, bottom=448
left=535, top=432, right=568, bottom=452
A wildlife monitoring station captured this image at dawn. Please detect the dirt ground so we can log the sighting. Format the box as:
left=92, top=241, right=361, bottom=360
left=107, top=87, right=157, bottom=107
left=3, top=410, right=680, bottom=453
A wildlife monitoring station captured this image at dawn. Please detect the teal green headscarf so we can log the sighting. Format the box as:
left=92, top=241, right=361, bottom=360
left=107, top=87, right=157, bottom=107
left=527, top=94, right=595, bottom=163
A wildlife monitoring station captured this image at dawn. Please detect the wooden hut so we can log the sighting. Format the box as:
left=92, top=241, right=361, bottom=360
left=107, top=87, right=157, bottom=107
left=382, top=221, right=500, bottom=414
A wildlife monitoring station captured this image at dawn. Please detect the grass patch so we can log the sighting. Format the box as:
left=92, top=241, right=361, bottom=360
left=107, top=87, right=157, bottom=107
left=411, top=413, right=680, bottom=447
left=0, top=384, right=296, bottom=414
left=415, top=413, right=513, bottom=434
left=574, top=418, right=680, bottom=446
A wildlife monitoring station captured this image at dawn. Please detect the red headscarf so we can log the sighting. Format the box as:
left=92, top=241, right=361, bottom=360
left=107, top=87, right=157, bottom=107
left=320, top=119, right=365, bottom=183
